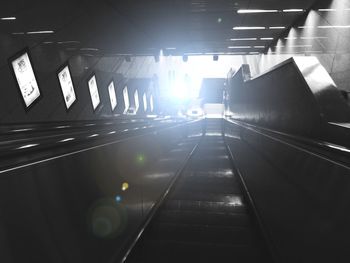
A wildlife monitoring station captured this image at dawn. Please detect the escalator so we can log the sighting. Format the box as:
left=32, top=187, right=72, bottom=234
left=126, top=121, right=273, bottom=263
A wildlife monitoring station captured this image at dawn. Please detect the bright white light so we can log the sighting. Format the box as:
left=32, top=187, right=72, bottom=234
left=88, top=134, right=99, bottom=138
left=237, top=9, right=278, bottom=13
left=108, top=131, right=116, bottom=135
left=318, top=9, right=337, bottom=12
left=260, top=37, right=274, bottom=40
left=327, top=144, right=350, bottom=153
left=254, top=46, right=265, bottom=48
left=283, top=9, right=304, bottom=12
left=1, top=17, right=16, bottom=20
left=233, top=26, right=265, bottom=30
left=80, top=48, right=99, bottom=51
left=150, top=95, right=154, bottom=112
left=228, top=46, right=251, bottom=48
left=59, top=138, right=75, bottom=143
left=318, top=25, right=350, bottom=28
left=269, top=26, right=286, bottom=29
left=300, top=36, right=328, bottom=39
left=12, top=128, right=33, bottom=132
left=230, top=38, right=257, bottom=41
left=143, top=93, right=147, bottom=111
left=27, top=30, right=54, bottom=34
left=16, top=144, right=39, bottom=150
left=134, top=90, right=140, bottom=113
left=123, top=86, right=130, bottom=114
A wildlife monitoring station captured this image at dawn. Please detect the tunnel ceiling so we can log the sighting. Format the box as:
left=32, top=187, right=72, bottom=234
left=1, top=0, right=329, bottom=56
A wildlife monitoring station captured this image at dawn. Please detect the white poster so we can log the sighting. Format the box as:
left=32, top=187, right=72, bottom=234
left=123, top=86, right=129, bottom=114
left=143, top=93, right=147, bottom=111
left=12, top=52, right=40, bottom=107
left=88, top=75, right=100, bottom=110
left=58, top=65, right=76, bottom=109
left=108, top=81, right=117, bottom=111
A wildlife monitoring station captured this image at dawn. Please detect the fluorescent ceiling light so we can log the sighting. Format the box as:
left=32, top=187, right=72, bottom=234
left=318, top=9, right=337, bottom=12
left=1, top=17, right=16, bottom=20
left=249, top=52, right=260, bottom=54
left=230, top=38, right=257, bottom=41
left=269, top=26, right=286, bottom=29
left=276, top=44, right=312, bottom=48
left=284, top=37, right=297, bottom=40
left=233, top=26, right=265, bottom=30
left=27, top=30, right=54, bottom=34
left=318, top=25, right=350, bottom=28
left=228, top=46, right=251, bottom=48
left=16, top=144, right=39, bottom=150
left=283, top=9, right=304, bottom=12
left=59, top=138, right=75, bottom=143
left=165, top=47, right=176, bottom=50
left=254, top=46, right=265, bottom=48
left=80, top=48, right=99, bottom=51
left=237, top=9, right=278, bottom=13
left=260, top=37, right=274, bottom=40
left=227, top=52, right=247, bottom=55
left=300, top=36, right=328, bottom=39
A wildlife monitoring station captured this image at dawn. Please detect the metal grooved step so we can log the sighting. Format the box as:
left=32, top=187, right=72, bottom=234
left=126, top=135, right=272, bottom=263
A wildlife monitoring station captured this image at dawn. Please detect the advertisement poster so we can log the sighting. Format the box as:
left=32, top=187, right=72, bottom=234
left=58, top=65, right=76, bottom=109
left=134, top=90, right=139, bottom=113
left=150, top=94, right=154, bottom=112
left=88, top=75, right=100, bottom=110
left=108, top=81, right=117, bottom=111
left=123, top=86, right=129, bottom=114
left=143, top=93, right=147, bottom=111
left=11, top=52, right=40, bottom=107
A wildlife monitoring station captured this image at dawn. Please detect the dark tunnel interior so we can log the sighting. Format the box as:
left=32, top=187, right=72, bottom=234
left=0, top=0, right=350, bottom=263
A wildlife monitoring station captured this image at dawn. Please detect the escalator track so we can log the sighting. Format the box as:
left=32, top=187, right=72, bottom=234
left=126, top=131, right=273, bottom=263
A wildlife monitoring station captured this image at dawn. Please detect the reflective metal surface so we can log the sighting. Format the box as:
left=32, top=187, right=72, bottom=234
left=226, top=57, right=350, bottom=147
left=225, top=118, right=350, bottom=263
left=0, top=119, right=202, bottom=263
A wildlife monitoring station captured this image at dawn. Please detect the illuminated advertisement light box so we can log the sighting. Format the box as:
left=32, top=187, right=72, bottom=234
left=58, top=65, right=76, bottom=109
left=108, top=81, right=117, bottom=111
left=143, top=93, right=147, bottom=111
left=134, top=90, right=139, bottom=113
left=123, top=86, right=129, bottom=114
left=11, top=51, right=41, bottom=108
left=150, top=94, right=154, bottom=112
left=88, top=75, right=100, bottom=110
